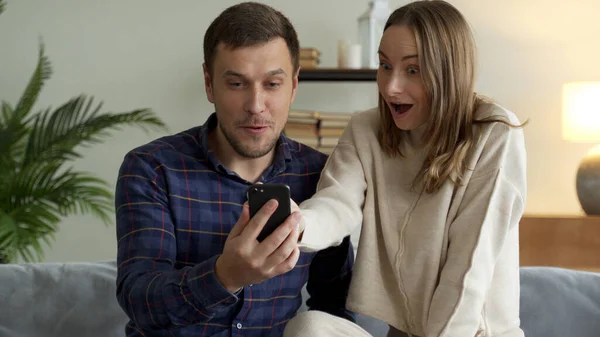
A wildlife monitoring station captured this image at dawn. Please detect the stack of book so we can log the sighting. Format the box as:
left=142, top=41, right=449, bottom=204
left=284, top=110, right=319, bottom=148
left=315, top=111, right=353, bottom=154
left=284, top=110, right=354, bottom=154
left=299, top=47, right=320, bottom=69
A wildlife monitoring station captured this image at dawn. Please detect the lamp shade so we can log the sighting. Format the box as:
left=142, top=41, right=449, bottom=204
left=562, top=82, right=600, bottom=143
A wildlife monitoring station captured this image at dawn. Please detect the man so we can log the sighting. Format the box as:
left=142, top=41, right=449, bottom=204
left=114, top=2, right=355, bottom=336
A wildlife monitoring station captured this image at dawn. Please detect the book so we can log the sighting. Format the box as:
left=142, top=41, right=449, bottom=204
left=285, top=109, right=356, bottom=152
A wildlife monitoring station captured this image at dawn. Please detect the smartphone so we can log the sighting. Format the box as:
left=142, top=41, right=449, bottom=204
left=246, top=183, right=291, bottom=242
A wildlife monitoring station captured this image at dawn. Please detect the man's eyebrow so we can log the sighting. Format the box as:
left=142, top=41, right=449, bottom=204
left=267, top=68, right=287, bottom=77
left=221, top=70, right=244, bottom=78
left=221, top=68, right=287, bottom=78
left=377, top=50, right=418, bottom=61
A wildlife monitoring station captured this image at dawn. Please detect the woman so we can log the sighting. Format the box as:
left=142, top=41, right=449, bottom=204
left=285, top=1, right=527, bottom=337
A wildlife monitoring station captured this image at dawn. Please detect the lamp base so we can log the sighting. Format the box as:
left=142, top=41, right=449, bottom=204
left=576, top=144, right=600, bottom=215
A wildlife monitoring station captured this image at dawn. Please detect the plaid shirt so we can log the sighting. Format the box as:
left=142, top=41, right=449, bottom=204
left=115, top=113, right=355, bottom=337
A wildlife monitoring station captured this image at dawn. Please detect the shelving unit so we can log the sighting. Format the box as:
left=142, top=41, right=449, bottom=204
left=298, top=68, right=377, bottom=82
left=287, top=68, right=376, bottom=153
left=519, top=215, right=600, bottom=271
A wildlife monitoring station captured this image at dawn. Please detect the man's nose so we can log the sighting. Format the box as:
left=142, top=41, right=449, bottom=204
left=244, top=85, right=266, bottom=114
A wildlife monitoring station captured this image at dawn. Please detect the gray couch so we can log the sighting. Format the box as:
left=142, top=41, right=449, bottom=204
left=0, top=261, right=599, bottom=337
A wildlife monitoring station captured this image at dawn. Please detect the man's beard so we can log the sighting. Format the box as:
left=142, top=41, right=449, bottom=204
left=219, top=120, right=279, bottom=159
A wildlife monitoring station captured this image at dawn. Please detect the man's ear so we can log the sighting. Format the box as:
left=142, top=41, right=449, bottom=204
left=203, top=63, right=215, bottom=103
left=290, top=66, right=300, bottom=104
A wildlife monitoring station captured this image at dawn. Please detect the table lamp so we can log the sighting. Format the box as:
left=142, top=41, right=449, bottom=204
left=562, top=82, right=600, bottom=215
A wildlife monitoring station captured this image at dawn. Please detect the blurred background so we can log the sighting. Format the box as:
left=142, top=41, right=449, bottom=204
left=1, top=0, right=598, bottom=262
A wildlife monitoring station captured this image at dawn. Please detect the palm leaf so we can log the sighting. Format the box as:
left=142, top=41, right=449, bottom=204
left=1, top=161, right=116, bottom=262
left=4, top=161, right=114, bottom=222
left=22, top=96, right=166, bottom=165
left=0, top=211, right=17, bottom=261
left=0, top=18, right=168, bottom=263
left=0, top=102, right=28, bottom=167
left=13, top=42, right=52, bottom=123
left=0, top=41, right=50, bottom=171
left=0, top=100, right=11, bottom=127
left=0, top=102, right=15, bottom=164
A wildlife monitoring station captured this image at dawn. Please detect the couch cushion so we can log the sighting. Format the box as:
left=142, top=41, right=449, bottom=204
left=2, top=261, right=599, bottom=337
left=0, top=261, right=128, bottom=337
left=520, top=266, right=600, bottom=337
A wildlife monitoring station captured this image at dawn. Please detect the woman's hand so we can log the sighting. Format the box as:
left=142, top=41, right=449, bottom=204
left=290, top=198, right=305, bottom=240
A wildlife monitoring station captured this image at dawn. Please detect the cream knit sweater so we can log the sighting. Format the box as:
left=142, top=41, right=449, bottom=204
left=298, top=102, right=526, bottom=337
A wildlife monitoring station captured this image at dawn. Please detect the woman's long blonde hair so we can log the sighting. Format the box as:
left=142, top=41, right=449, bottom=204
left=378, top=0, right=525, bottom=194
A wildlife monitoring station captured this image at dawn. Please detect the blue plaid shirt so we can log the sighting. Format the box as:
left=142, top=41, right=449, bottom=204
left=115, top=113, right=355, bottom=336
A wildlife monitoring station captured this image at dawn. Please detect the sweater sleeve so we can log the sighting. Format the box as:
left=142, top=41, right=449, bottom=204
left=298, top=122, right=368, bottom=252
left=425, top=123, right=527, bottom=337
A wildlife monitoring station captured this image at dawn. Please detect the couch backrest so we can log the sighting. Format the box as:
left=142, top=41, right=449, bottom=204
left=519, top=266, right=600, bottom=337
left=0, top=261, right=129, bottom=337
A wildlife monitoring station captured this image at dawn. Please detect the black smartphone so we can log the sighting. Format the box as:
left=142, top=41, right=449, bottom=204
left=246, top=183, right=291, bottom=242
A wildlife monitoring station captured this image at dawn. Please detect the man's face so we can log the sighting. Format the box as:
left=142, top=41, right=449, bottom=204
left=204, top=38, right=299, bottom=158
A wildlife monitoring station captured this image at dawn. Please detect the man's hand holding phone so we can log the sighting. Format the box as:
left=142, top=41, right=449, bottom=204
left=214, top=199, right=302, bottom=293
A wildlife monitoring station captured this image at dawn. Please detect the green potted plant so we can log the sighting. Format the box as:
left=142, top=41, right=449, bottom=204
left=0, top=0, right=168, bottom=263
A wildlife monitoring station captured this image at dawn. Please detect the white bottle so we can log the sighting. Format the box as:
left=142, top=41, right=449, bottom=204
left=337, top=40, right=349, bottom=68
left=358, top=0, right=391, bottom=69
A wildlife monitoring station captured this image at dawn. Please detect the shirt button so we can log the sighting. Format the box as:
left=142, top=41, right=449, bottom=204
left=236, top=323, right=243, bottom=329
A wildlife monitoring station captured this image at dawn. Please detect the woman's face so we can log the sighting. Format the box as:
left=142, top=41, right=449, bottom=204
left=377, top=25, right=429, bottom=131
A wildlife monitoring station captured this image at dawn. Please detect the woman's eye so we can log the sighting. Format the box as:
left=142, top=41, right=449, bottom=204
left=379, top=62, right=391, bottom=70
left=407, top=67, right=419, bottom=75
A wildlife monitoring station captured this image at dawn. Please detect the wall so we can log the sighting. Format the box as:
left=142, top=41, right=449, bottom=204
left=0, top=0, right=598, bottom=262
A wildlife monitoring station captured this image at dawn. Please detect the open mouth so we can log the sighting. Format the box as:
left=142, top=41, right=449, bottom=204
left=391, top=103, right=413, bottom=116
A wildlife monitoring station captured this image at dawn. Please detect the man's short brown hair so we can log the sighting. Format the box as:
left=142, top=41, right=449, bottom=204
left=203, top=2, right=300, bottom=76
